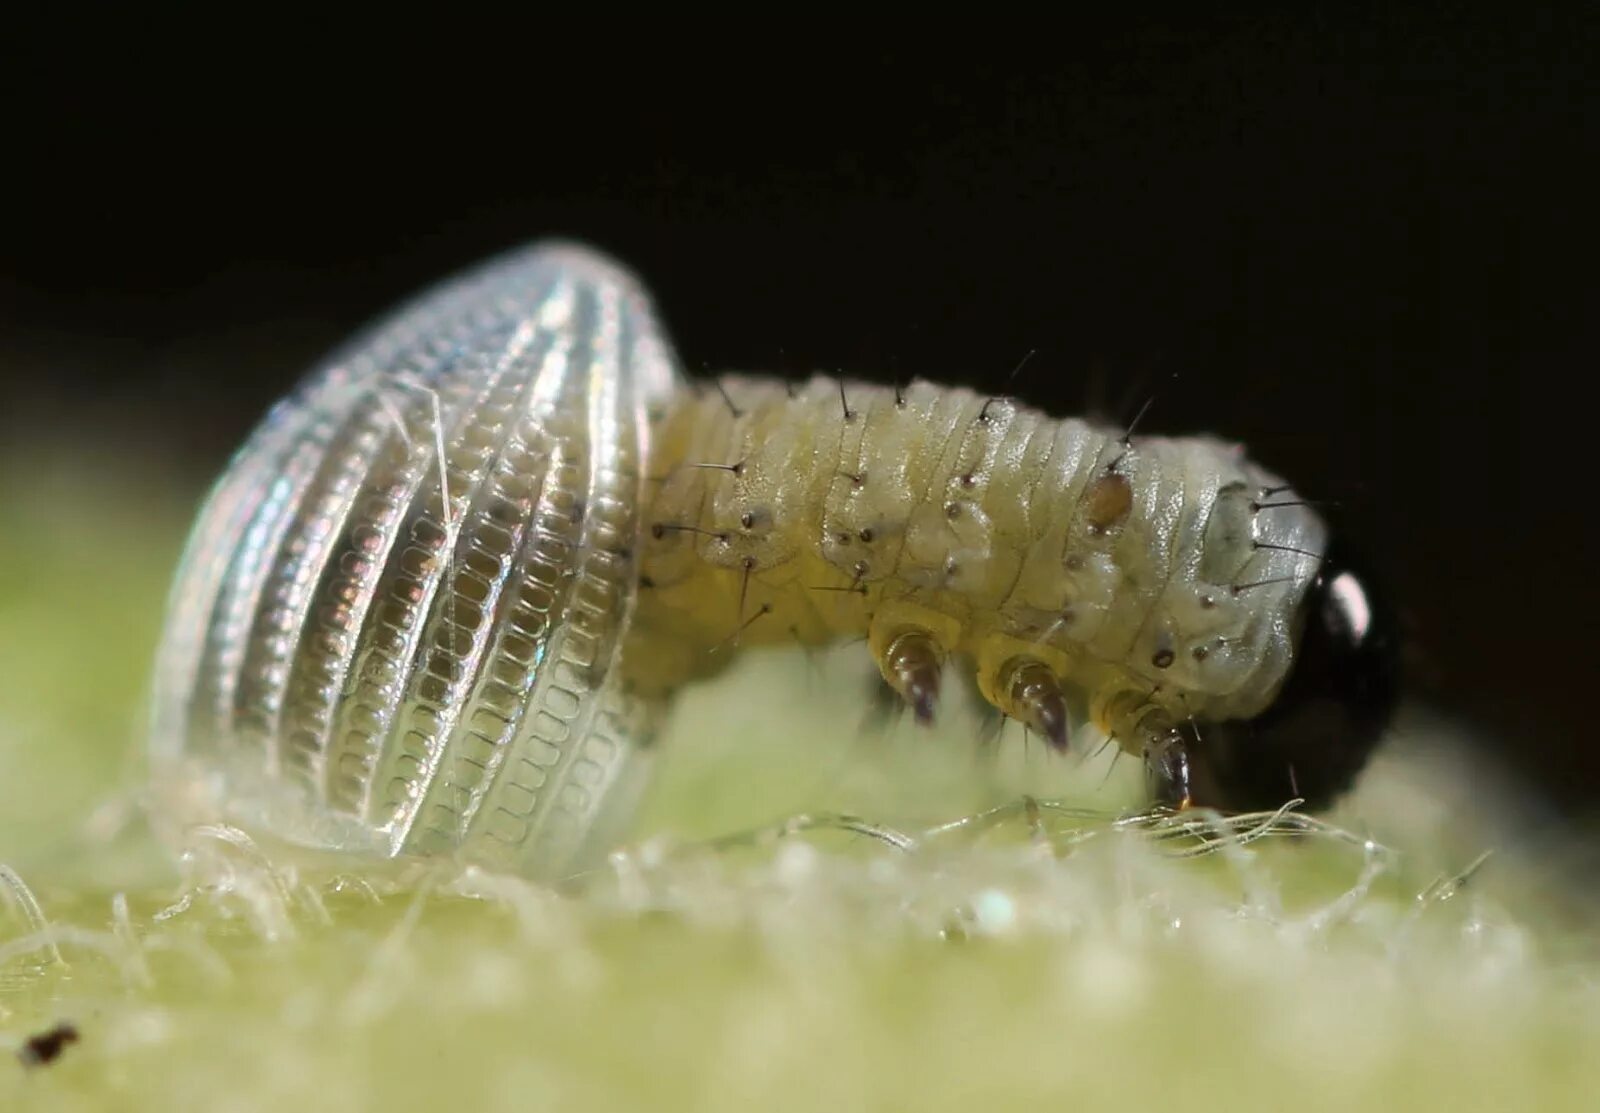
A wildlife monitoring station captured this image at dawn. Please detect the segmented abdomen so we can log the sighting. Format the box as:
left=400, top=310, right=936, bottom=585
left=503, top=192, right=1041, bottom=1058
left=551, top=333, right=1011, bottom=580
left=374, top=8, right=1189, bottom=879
left=632, top=376, right=1324, bottom=735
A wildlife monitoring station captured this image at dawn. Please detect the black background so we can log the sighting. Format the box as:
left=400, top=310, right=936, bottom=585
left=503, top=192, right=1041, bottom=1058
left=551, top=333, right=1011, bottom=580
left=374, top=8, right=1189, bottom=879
left=4, top=13, right=1596, bottom=813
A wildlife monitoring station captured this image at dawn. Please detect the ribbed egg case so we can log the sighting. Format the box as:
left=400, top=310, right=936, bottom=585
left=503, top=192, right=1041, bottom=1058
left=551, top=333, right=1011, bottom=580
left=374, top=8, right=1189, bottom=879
left=150, top=245, right=679, bottom=877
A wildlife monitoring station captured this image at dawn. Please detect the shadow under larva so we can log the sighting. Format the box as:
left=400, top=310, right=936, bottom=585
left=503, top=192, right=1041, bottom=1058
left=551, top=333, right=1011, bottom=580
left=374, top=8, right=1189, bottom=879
left=148, top=241, right=1399, bottom=879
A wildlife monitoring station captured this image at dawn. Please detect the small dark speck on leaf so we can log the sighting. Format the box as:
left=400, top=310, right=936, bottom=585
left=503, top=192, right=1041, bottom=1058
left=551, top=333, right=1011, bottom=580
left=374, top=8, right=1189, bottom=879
left=18, top=1022, right=79, bottom=1068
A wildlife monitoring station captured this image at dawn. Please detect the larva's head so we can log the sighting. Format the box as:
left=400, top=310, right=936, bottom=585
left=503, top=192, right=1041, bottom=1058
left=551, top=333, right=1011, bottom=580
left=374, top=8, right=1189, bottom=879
left=1172, top=541, right=1400, bottom=811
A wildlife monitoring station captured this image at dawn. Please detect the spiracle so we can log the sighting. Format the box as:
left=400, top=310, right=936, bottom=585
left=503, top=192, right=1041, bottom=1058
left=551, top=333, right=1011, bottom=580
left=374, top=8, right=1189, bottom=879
left=149, top=242, right=1399, bottom=878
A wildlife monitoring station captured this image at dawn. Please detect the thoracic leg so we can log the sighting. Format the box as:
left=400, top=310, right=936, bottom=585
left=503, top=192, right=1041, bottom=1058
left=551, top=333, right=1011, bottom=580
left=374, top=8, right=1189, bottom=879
left=876, top=629, right=944, bottom=725
left=991, top=658, right=1071, bottom=752
left=868, top=604, right=965, bottom=727
left=1143, top=727, right=1194, bottom=810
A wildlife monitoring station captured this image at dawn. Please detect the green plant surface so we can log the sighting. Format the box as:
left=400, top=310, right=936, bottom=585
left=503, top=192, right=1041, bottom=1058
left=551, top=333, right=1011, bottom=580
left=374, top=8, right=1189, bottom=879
left=2, top=457, right=1597, bottom=1112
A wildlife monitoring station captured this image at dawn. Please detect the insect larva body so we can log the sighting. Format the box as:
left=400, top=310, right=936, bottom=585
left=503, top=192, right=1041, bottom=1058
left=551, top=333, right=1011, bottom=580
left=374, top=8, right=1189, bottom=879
left=150, top=242, right=1398, bottom=878
left=632, top=376, right=1322, bottom=728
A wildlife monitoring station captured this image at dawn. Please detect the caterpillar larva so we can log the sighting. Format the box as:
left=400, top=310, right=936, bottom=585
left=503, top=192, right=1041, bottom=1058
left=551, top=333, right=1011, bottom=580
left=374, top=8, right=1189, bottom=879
left=149, top=242, right=1398, bottom=878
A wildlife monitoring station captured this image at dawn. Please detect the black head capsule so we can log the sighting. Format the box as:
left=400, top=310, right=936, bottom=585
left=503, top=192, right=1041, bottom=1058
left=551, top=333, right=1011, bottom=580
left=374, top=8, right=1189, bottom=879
left=1179, top=541, right=1401, bottom=812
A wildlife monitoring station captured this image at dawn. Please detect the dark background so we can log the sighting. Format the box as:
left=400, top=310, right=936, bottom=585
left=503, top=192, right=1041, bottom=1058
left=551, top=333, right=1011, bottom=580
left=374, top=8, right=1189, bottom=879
left=4, top=13, right=1596, bottom=813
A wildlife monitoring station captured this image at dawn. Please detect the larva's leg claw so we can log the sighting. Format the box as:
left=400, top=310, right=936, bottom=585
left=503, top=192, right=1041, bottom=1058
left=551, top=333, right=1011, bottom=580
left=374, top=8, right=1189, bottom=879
left=1144, top=729, right=1194, bottom=810
left=880, top=629, right=943, bottom=726
left=1000, top=660, right=1070, bottom=753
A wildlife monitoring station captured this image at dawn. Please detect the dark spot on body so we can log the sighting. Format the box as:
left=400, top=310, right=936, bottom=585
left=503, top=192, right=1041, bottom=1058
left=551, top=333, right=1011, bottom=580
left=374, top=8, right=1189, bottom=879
left=1083, top=473, right=1133, bottom=535
left=1152, top=648, right=1176, bottom=669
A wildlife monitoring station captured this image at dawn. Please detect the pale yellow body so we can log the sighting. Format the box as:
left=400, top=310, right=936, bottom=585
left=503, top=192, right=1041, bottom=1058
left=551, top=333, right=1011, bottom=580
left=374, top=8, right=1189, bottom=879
left=630, top=374, right=1325, bottom=752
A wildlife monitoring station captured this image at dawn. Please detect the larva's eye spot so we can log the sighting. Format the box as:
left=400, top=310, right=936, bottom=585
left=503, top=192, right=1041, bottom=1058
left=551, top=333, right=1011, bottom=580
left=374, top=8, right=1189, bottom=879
left=1191, top=644, right=1209, bottom=661
left=838, top=532, right=852, bottom=545
left=1151, top=647, right=1176, bottom=669
left=1083, top=472, right=1133, bottom=535
left=1198, top=593, right=1217, bottom=610
left=959, top=472, right=976, bottom=489
left=944, top=502, right=961, bottom=520
left=858, top=527, right=874, bottom=543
